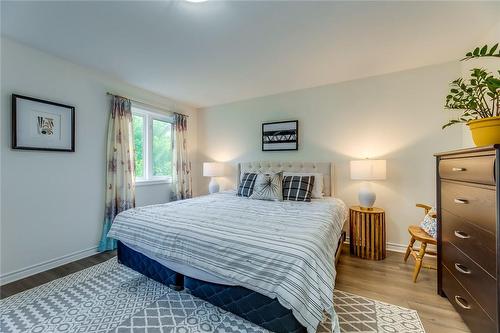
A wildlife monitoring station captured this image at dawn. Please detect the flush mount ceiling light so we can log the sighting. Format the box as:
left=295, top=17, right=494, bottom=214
left=185, top=0, right=208, bottom=2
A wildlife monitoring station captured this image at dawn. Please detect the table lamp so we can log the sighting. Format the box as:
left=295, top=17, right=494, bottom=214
left=203, top=162, right=225, bottom=194
left=350, top=159, right=386, bottom=209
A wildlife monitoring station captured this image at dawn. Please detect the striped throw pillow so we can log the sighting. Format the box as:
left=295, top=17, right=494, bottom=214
left=237, top=172, right=258, bottom=197
left=282, top=175, right=315, bottom=202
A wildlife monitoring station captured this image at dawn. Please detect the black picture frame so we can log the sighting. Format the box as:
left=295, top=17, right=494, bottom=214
left=262, top=120, right=299, bottom=151
left=12, top=94, right=75, bottom=152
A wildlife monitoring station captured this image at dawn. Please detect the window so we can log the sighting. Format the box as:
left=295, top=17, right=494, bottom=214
left=132, top=104, right=173, bottom=184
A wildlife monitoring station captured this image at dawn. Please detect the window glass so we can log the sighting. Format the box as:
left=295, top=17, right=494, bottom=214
left=152, top=119, right=172, bottom=177
left=132, top=114, right=144, bottom=178
left=131, top=106, right=173, bottom=182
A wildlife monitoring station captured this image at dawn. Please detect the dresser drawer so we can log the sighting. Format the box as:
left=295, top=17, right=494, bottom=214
left=442, top=241, right=496, bottom=319
left=441, top=181, right=496, bottom=233
left=442, top=209, right=496, bottom=276
left=442, top=266, right=496, bottom=333
left=439, top=156, right=496, bottom=185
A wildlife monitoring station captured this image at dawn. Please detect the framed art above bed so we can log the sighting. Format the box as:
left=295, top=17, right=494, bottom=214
left=262, top=120, right=298, bottom=151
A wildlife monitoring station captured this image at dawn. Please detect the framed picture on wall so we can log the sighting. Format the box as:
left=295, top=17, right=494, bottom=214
left=12, top=94, right=75, bottom=152
left=262, top=120, right=298, bottom=151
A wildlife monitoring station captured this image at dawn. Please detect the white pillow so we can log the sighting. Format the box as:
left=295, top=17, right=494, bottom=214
left=250, top=172, right=284, bottom=201
left=283, top=172, right=324, bottom=198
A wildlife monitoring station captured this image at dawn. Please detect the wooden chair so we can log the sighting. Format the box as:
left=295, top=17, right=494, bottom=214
left=404, top=204, right=437, bottom=282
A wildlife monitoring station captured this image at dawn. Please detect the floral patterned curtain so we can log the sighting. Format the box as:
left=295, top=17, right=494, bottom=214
left=172, top=113, right=192, bottom=200
left=98, top=96, right=136, bottom=252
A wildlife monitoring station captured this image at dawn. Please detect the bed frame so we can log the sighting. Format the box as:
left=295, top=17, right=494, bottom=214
left=118, top=233, right=345, bottom=333
left=118, top=161, right=346, bottom=333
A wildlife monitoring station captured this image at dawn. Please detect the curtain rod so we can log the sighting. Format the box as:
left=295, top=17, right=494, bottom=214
left=106, top=92, right=189, bottom=118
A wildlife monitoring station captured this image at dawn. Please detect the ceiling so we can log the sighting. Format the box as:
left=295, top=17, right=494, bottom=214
left=1, top=1, right=499, bottom=108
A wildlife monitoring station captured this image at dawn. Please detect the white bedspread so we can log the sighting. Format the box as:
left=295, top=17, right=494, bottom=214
left=108, top=191, right=347, bottom=333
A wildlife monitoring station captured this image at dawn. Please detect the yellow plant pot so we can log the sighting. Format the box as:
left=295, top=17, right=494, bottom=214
left=467, top=116, right=500, bottom=146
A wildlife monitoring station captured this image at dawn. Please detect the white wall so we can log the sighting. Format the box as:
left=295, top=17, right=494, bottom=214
left=0, top=38, right=199, bottom=284
left=198, top=62, right=463, bottom=249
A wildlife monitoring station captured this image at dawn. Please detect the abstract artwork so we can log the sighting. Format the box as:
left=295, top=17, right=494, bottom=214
left=262, top=120, right=298, bottom=151
left=12, top=94, right=75, bottom=152
left=37, top=116, right=55, bottom=136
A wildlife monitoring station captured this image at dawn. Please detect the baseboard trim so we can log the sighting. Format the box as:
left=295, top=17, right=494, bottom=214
left=0, top=246, right=98, bottom=285
left=345, top=236, right=407, bottom=254
left=386, top=242, right=407, bottom=253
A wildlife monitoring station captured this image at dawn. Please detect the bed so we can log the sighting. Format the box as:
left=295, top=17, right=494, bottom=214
left=108, top=161, right=347, bottom=333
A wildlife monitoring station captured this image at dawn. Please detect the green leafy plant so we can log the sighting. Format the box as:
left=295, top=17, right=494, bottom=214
left=462, top=44, right=500, bottom=61
left=443, top=43, right=500, bottom=129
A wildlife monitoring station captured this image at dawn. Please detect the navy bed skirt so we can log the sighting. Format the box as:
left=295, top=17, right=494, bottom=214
left=117, top=241, right=183, bottom=290
left=185, top=276, right=307, bottom=333
left=116, top=241, right=307, bottom=332
left=117, top=232, right=346, bottom=332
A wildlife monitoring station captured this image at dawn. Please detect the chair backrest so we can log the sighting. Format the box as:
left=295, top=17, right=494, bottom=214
left=416, top=203, right=435, bottom=217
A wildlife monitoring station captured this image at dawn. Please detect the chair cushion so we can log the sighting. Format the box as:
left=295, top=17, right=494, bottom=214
left=420, top=208, right=437, bottom=238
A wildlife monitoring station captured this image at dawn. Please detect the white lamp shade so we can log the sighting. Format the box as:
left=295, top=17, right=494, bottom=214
left=350, top=160, right=386, bottom=180
left=203, top=162, right=225, bottom=177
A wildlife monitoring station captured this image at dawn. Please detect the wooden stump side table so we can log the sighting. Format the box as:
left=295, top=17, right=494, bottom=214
left=349, top=206, right=386, bottom=260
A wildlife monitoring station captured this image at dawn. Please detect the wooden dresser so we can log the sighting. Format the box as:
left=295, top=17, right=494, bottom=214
left=435, top=145, right=499, bottom=333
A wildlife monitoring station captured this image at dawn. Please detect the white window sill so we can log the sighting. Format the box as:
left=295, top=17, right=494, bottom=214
left=135, top=179, right=172, bottom=187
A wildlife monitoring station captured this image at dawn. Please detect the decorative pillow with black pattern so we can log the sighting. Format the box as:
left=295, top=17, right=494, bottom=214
left=237, top=172, right=258, bottom=197
left=282, top=175, right=315, bottom=202
left=249, top=172, right=284, bottom=201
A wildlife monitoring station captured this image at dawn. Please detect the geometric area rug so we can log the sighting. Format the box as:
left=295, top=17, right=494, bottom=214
left=0, top=258, right=425, bottom=333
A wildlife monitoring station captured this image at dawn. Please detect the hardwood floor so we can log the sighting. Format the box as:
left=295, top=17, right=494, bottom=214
left=336, top=245, right=470, bottom=333
left=0, top=251, right=116, bottom=299
left=1, top=246, right=469, bottom=333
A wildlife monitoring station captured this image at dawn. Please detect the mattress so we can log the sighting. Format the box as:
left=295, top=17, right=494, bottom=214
left=108, top=190, right=347, bottom=333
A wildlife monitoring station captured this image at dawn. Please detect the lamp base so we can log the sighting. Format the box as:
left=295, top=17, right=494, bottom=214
left=208, top=177, right=220, bottom=194
left=358, top=182, right=376, bottom=209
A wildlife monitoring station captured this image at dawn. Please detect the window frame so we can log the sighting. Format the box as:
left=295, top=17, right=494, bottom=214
left=131, top=103, right=174, bottom=186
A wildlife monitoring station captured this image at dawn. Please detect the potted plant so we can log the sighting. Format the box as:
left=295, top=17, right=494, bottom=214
left=443, top=43, right=500, bottom=146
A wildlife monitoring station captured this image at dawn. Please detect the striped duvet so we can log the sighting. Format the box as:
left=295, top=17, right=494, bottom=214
left=108, top=191, right=347, bottom=333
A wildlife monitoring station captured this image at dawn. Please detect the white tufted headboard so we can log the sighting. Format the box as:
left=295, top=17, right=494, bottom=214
left=237, top=161, right=334, bottom=196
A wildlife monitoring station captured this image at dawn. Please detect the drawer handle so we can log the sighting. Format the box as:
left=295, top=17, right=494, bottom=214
left=454, top=230, right=470, bottom=239
left=454, top=296, right=471, bottom=310
left=454, top=263, right=471, bottom=275
left=454, top=198, right=469, bottom=204
left=452, top=167, right=466, bottom=172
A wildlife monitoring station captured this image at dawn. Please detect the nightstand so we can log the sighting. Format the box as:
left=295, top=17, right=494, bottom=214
left=349, top=206, right=386, bottom=260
